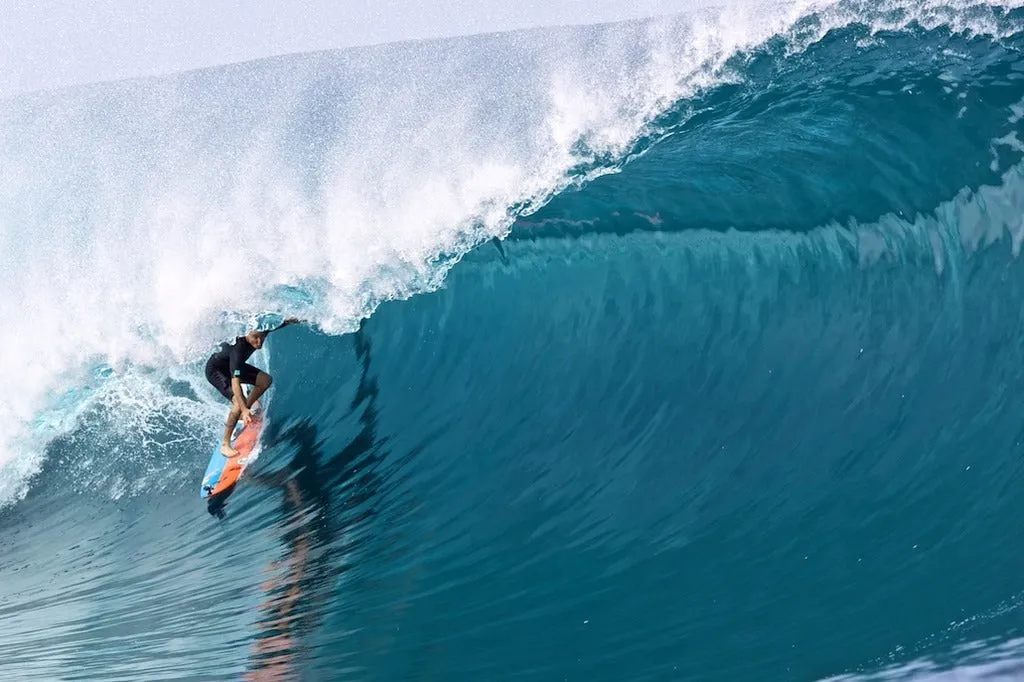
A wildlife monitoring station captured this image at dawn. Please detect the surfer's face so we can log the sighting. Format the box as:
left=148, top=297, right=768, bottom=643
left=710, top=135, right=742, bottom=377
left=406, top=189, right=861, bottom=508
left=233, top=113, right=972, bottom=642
left=247, top=331, right=266, bottom=349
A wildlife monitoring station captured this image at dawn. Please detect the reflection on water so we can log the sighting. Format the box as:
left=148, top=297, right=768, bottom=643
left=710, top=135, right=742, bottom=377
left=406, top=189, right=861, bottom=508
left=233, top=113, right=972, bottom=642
left=246, top=324, right=384, bottom=680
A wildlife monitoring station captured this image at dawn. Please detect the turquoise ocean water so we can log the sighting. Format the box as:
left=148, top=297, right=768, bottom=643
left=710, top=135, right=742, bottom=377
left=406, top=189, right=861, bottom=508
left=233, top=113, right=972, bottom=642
left=5, top=2, right=1024, bottom=679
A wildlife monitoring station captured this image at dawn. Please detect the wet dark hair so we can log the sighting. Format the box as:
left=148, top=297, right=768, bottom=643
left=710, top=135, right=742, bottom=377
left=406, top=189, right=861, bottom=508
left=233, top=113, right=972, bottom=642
left=206, top=484, right=237, bottom=519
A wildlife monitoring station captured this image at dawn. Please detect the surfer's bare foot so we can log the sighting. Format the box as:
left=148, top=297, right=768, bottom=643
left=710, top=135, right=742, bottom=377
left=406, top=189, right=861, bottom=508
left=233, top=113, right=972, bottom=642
left=221, top=443, right=239, bottom=458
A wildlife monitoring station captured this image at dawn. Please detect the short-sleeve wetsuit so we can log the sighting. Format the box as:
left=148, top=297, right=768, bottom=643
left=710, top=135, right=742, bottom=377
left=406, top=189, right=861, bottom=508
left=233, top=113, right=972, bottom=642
left=205, top=336, right=261, bottom=400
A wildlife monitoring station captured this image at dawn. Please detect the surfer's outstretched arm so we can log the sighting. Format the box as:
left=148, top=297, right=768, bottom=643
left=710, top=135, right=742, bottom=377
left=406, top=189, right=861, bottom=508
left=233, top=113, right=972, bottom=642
left=268, top=317, right=302, bottom=334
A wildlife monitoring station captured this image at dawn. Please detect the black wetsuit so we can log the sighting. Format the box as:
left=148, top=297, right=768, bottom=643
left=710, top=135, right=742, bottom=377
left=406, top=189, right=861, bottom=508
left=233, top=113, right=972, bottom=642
left=205, top=336, right=261, bottom=400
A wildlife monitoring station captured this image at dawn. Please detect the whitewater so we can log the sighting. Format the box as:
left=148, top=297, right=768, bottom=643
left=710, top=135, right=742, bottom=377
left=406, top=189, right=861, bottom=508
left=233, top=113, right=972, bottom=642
left=5, top=0, right=1024, bottom=679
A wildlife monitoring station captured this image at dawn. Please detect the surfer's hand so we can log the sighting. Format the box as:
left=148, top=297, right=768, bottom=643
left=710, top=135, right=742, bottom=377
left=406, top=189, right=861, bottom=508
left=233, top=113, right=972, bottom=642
left=241, top=408, right=253, bottom=426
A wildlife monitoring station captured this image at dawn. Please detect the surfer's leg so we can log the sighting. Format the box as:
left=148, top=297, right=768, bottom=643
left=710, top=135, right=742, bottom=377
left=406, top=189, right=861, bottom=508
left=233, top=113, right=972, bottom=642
left=208, top=367, right=243, bottom=456
left=221, top=403, right=242, bottom=457
left=246, top=371, right=273, bottom=408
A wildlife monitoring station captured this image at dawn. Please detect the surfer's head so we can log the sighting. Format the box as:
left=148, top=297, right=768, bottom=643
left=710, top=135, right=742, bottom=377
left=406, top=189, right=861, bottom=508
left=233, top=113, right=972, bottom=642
left=245, top=330, right=268, bottom=350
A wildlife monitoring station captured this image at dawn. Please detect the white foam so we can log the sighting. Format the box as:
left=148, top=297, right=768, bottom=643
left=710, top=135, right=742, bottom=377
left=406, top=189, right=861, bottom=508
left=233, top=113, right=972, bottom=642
left=0, top=0, right=1021, bottom=508
left=818, top=636, right=1024, bottom=680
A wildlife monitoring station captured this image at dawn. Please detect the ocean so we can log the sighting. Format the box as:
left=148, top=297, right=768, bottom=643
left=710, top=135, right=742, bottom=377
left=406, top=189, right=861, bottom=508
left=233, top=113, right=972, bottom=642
left=4, top=1, right=1024, bottom=679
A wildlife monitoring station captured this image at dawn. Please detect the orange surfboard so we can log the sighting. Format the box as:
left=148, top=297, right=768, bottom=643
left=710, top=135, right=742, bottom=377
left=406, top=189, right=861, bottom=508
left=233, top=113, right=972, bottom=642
left=200, top=414, right=265, bottom=499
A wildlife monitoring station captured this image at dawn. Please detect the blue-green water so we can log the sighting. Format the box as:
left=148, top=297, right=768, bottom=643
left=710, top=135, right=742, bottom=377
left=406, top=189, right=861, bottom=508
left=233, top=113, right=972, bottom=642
left=4, top=2, right=1024, bottom=680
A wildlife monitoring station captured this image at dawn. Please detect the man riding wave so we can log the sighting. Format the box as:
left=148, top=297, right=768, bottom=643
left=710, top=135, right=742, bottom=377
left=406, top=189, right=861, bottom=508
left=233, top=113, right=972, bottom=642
left=204, top=318, right=300, bottom=457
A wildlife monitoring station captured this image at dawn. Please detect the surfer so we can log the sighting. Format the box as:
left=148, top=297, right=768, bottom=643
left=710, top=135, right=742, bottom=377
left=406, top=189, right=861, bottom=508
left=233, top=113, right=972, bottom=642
left=205, top=318, right=300, bottom=457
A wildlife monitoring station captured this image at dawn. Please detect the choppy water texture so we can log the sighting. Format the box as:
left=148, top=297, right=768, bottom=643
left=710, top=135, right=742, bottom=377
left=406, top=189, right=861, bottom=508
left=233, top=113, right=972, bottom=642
left=5, top=1, right=1024, bottom=680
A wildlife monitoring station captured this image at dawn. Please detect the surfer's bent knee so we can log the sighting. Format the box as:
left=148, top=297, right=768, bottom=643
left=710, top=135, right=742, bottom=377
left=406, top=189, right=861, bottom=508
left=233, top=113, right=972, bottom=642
left=257, top=372, right=272, bottom=388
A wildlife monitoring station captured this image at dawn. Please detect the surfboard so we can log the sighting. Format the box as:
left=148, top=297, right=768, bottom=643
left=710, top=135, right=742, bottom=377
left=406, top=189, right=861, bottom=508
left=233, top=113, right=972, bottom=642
left=200, top=413, right=265, bottom=499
